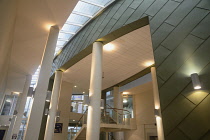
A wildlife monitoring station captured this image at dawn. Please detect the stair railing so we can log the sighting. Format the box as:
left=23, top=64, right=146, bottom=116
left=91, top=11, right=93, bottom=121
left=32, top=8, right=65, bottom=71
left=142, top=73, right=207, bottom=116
left=101, top=104, right=132, bottom=125
left=68, top=109, right=88, bottom=140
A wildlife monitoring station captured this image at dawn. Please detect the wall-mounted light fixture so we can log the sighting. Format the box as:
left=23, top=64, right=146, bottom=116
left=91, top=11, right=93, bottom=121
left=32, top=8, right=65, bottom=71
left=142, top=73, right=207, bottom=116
left=123, top=99, right=128, bottom=103
left=154, top=109, right=160, bottom=118
left=56, top=111, right=61, bottom=118
left=44, top=108, right=49, bottom=115
left=56, top=111, right=61, bottom=122
left=191, top=73, right=201, bottom=89
left=100, top=99, right=105, bottom=109
left=46, top=91, right=52, bottom=102
left=83, top=95, right=90, bottom=106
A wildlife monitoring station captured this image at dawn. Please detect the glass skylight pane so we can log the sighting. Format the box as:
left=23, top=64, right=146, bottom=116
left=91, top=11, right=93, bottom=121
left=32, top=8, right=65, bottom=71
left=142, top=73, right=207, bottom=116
left=67, top=14, right=90, bottom=25
left=73, top=1, right=101, bottom=16
left=57, top=41, right=66, bottom=46
left=62, top=24, right=81, bottom=33
left=82, top=0, right=112, bottom=6
left=58, top=33, right=73, bottom=40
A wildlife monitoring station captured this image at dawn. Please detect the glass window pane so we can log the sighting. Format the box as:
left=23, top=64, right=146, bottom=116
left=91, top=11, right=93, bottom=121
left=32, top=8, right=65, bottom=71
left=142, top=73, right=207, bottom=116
left=73, top=1, right=101, bottom=16
left=62, top=24, right=81, bottom=33
left=67, top=14, right=90, bottom=25
left=82, top=0, right=113, bottom=6
left=57, top=40, right=66, bottom=46
left=58, top=33, right=73, bottom=40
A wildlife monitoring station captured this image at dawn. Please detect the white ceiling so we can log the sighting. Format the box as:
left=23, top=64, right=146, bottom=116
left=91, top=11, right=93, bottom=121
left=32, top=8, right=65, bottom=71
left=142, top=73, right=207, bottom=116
left=63, top=25, right=154, bottom=94
left=5, top=0, right=78, bottom=94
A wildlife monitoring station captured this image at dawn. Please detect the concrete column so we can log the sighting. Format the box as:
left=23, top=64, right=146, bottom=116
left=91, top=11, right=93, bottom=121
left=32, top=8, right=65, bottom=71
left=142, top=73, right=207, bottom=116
left=54, top=81, right=73, bottom=140
left=24, top=26, right=59, bottom=140
left=44, top=71, right=62, bottom=140
left=113, top=87, right=124, bottom=140
left=0, top=0, right=18, bottom=109
left=151, top=67, right=164, bottom=140
left=86, top=42, right=103, bottom=140
left=11, top=75, right=32, bottom=139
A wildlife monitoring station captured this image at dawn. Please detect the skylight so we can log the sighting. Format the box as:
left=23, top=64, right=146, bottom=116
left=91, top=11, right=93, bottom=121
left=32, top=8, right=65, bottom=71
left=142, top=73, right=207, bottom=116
left=54, top=0, right=115, bottom=55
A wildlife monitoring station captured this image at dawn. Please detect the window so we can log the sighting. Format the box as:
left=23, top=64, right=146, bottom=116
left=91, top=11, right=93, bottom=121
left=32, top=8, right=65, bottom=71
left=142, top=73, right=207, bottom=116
left=54, top=0, right=115, bottom=55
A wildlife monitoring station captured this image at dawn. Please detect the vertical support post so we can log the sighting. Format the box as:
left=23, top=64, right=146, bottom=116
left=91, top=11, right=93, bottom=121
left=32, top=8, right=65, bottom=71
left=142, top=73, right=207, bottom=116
left=24, top=26, right=59, bottom=140
left=11, top=75, right=32, bottom=138
left=105, top=132, right=108, bottom=140
left=44, top=70, right=63, bottom=140
left=151, top=67, right=165, bottom=140
left=54, top=81, right=73, bottom=140
left=86, top=42, right=103, bottom=140
left=113, top=87, right=124, bottom=139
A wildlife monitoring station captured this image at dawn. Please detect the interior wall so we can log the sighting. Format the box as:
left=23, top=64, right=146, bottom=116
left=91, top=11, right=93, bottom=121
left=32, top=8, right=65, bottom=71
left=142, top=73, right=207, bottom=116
left=124, top=82, right=156, bottom=140
left=0, top=0, right=18, bottom=108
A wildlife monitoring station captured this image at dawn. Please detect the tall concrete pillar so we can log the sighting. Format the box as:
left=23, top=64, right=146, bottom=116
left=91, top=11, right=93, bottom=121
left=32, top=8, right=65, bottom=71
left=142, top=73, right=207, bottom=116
left=151, top=67, right=164, bottom=140
left=54, top=81, right=73, bottom=140
left=24, top=26, right=59, bottom=140
left=113, top=87, right=124, bottom=140
left=86, top=42, right=103, bottom=140
left=0, top=0, right=18, bottom=109
left=11, top=75, right=32, bottom=139
left=44, top=70, right=63, bottom=140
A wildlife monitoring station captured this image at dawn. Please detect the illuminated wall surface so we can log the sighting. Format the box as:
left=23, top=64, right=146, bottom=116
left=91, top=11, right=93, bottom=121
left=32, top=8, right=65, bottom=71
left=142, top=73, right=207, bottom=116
left=52, top=0, right=210, bottom=139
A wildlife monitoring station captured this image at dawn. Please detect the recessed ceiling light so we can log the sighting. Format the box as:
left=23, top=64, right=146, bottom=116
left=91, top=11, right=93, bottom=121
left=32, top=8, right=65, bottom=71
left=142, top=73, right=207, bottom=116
left=83, top=92, right=85, bottom=93
left=122, top=92, right=129, bottom=95
left=103, top=43, right=115, bottom=51
left=74, top=86, right=77, bottom=88
left=13, top=92, right=20, bottom=95
left=73, top=120, right=75, bottom=121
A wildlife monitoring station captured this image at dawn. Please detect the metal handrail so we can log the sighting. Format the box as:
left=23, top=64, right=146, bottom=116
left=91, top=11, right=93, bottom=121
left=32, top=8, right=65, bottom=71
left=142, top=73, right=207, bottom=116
left=106, top=104, right=131, bottom=115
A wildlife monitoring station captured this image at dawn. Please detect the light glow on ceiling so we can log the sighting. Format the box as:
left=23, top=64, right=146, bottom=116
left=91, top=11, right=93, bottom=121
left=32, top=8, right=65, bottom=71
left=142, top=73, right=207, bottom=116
left=144, top=61, right=154, bottom=67
left=12, top=92, right=20, bottom=95
left=122, top=92, right=129, bottom=95
left=54, top=0, right=115, bottom=55
left=103, top=43, right=115, bottom=51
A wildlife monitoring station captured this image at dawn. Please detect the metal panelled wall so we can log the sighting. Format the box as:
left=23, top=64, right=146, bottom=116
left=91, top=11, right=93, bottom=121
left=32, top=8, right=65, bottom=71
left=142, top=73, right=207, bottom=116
left=53, top=0, right=210, bottom=139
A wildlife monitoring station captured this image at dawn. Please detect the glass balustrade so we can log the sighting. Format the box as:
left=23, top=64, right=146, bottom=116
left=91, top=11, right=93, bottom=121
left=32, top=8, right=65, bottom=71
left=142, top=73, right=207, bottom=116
left=68, top=104, right=132, bottom=140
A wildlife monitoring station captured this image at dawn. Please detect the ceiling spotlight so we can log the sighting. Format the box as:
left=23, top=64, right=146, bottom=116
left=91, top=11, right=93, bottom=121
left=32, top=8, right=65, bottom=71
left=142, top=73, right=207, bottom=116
left=191, top=73, right=201, bottom=89
left=74, top=86, right=77, bottom=88
left=103, top=43, right=115, bottom=51
left=83, top=92, right=85, bottom=93
left=73, top=120, right=75, bottom=121
left=122, top=92, right=129, bottom=95
left=12, top=92, right=20, bottom=95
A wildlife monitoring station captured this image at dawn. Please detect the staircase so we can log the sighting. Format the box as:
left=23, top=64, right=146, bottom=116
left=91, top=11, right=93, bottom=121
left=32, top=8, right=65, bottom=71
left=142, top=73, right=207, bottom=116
left=68, top=105, right=136, bottom=140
